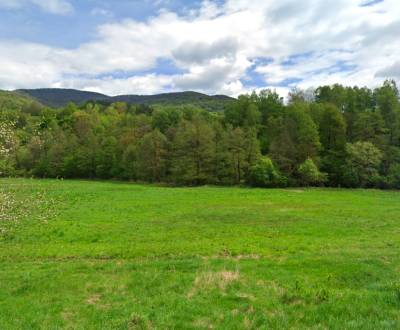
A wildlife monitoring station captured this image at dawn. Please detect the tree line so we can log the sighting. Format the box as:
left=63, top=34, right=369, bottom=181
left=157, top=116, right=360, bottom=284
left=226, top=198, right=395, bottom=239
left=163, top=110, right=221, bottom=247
left=1, top=80, right=400, bottom=188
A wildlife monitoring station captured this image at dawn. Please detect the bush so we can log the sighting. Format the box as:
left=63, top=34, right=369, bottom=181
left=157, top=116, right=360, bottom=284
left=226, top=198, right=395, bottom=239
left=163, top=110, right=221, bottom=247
left=345, top=142, right=383, bottom=187
left=248, top=156, right=285, bottom=187
left=298, top=158, right=327, bottom=186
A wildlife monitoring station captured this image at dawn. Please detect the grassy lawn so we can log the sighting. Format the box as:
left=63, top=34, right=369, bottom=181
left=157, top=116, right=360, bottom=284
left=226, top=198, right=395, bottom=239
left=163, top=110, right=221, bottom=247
left=1, top=179, right=400, bottom=329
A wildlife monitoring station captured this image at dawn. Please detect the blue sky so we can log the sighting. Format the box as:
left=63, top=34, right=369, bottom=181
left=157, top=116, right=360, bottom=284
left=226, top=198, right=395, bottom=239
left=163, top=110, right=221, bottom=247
left=0, top=0, right=398, bottom=96
left=0, top=1, right=203, bottom=47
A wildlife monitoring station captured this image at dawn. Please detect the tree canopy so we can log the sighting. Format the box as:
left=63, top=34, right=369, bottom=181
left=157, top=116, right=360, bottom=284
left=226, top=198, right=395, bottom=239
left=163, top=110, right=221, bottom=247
left=1, top=80, right=400, bottom=188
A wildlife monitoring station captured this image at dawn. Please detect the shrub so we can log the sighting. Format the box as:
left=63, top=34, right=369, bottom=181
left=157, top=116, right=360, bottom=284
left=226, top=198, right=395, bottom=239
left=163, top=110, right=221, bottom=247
left=345, top=142, right=383, bottom=187
left=298, top=158, right=327, bottom=186
left=248, top=156, right=284, bottom=187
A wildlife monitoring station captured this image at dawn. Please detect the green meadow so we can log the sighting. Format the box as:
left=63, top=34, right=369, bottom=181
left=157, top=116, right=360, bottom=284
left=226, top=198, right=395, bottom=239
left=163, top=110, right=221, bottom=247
left=1, top=178, right=400, bottom=329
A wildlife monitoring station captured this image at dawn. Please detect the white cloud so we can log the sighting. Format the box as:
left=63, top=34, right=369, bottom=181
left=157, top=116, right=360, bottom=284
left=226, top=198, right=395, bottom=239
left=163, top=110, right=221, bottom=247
left=31, top=0, right=73, bottom=14
left=0, top=0, right=73, bottom=14
left=0, top=0, right=399, bottom=96
left=57, top=74, right=174, bottom=96
left=376, top=61, right=400, bottom=79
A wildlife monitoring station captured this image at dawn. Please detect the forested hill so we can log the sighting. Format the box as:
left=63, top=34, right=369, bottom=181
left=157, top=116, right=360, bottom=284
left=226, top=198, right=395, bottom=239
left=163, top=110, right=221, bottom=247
left=0, top=90, right=42, bottom=112
left=17, top=89, right=107, bottom=108
left=16, top=88, right=234, bottom=111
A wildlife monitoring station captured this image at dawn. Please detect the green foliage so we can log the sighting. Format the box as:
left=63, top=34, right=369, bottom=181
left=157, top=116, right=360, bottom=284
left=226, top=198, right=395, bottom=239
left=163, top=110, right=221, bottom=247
left=270, top=103, right=320, bottom=177
left=298, top=158, right=327, bottom=186
left=1, top=81, right=400, bottom=188
left=0, top=91, right=43, bottom=116
left=248, top=156, right=284, bottom=187
left=317, top=104, right=347, bottom=185
left=171, top=116, right=216, bottom=185
left=318, top=104, right=347, bottom=152
left=387, top=164, right=400, bottom=189
left=18, top=88, right=234, bottom=111
left=224, top=94, right=261, bottom=127
left=345, top=141, right=383, bottom=187
left=374, top=80, right=400, bottom=144
left=136, top=129, right=167, bottom=182
left=353, top=110, right=386, bottom=146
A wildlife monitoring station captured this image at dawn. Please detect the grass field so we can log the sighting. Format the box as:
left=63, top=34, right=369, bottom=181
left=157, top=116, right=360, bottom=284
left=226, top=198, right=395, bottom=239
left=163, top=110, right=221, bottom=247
left=1, top=179, right=400, bottom=329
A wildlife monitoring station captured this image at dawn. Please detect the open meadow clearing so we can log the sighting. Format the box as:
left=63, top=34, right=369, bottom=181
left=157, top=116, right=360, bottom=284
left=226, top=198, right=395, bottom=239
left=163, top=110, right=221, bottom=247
left=1, top=178, right=400, bottom=329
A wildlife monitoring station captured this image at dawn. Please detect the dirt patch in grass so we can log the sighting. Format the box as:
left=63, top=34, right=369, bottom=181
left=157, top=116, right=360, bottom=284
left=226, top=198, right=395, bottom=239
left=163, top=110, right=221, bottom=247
left=192, top=318, right=214, bottom=329
left=86, top=294, right=102, bottom=305
left=203, top=254, right=261, bottom=261
left=128, top=313, right=152, bottom=330
left=289, top=189, right=305, bottom=193
left=188, top=270, right=240, bottom=298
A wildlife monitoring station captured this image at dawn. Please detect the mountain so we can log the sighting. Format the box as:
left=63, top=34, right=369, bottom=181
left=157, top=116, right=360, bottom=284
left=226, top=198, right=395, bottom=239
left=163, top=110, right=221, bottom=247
left=17, top=89, right=108, bottom=108
left=16, top=88, right=235, bottom=111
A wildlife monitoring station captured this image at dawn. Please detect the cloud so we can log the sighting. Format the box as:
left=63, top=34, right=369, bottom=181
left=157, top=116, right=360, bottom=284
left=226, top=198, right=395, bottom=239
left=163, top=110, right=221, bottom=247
left=0, top=0, right=73, bottom=14
left=31, top=0, right=73, bottom=14
left=376, top=61, right=400, bottom=79
left=0, top=0, right=399, bottom=96
left=57, top=74, right=174, bottom=96
left=172, top=38, right=239, bottom=65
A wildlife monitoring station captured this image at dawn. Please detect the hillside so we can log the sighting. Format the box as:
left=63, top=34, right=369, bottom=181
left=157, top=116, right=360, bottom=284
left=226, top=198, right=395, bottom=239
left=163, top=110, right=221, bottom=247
left=17, top=89, right=108, bottom=108
left=0, top=90, right=42, bottom=113
left=16, top=88, right=235, bottom=111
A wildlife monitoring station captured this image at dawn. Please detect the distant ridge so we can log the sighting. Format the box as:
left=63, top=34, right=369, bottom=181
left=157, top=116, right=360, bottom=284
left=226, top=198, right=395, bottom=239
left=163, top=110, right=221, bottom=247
left=16, top=88, right=235, bottom=111
left=17, top=89, right=109, bottom=108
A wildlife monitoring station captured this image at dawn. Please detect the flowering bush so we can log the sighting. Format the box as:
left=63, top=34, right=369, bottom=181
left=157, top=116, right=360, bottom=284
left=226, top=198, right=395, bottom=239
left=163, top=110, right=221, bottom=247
left=0, top=121, right=18, bottom=176
left=0, top=121, right=16, bottom=157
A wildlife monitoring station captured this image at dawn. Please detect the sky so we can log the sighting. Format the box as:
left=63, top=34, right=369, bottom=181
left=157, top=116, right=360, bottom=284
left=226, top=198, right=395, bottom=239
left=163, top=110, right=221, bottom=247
left=0, top=0, right=399, bottom=97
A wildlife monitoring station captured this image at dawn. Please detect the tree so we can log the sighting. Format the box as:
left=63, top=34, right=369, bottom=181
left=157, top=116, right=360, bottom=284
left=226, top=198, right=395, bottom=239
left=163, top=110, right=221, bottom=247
left=45, top=128, right=70, bottom=177
left=152, top=108, right=180, bottom=133
left=136, top=129, right=167, bottom=182
left=317, top=104, right=347, bottom=186
left=218, top=127, right=261, bottom=185
left=353, top=111, right=386, bottom=146
left=288, top=87, right=315, bottom=104
left=270, top=104, right=320, bottom=177
left=387, top=164, right=400, bottom=189
left=96, top=136, right=118, bottom=179
left=213, top=123, right=234, bottom=184
left=374, top=80, right=400, bottom=144
left=120, top=144, right=137, bottom=180
left=171, top=117, right=216, bottom=185
left=318, top=104, right=346, bottom=152
left=73, top=133, right=99, bottom=178
left=315, top=84, right=347, bottom=110
left=315, top=85, right=374, bottom=141
left=345, top=142, right=383, bottom=187
left=248, top=156, right=283, bottom=187
left=254, top=90, right=285, bottom=153
left=298, top=158, right=327, bottom=186
left=224, top=95, right=261, bottom=128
